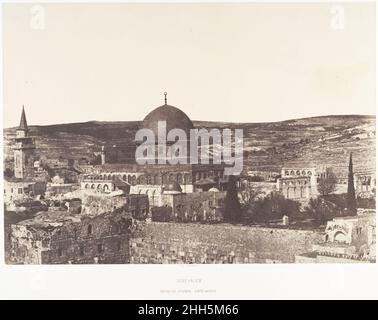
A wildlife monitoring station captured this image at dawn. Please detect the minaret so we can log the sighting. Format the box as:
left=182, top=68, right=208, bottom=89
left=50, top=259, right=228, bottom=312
left=101, top=145, right=106, bottom=165
left=13, top=106, right=35, bottom=179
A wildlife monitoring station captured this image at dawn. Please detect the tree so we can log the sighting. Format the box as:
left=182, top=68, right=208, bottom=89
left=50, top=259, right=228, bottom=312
left=90, top=155, right=102, bottom=165
left=347, top=153, right=357, bottom=215
left=305, top=197, right=341, bottom=223
left=239, top=183, right=265, bottom=222
left=251, top=192, right=300, bottom=223
left=224, top=175, right=242, bottom=223
left=4, top=168, right=13, bottom=178
left=317, top=168, right=337, bottom=196
left=239, top=182, right=264, bottom=211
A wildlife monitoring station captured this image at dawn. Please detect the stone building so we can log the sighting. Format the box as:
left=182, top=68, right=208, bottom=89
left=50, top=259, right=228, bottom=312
left=281, top=167, right=317, bottom=183
left=79, top=95, right=229, bottom=196
left=295, top=210, right=376, bottom=263
left=45, top=182, right=78, bottom=197
left=317, top=166, right=376, bottom=196
left=354, top=170, right=376, bottom=196
left=81, top=193, right=149, bottom=219
left=157, top=182, right=226, bottom=222
left=80, top=175, right=130, bottom=194
left=7, top=210, right=133, bottom=264
left=276, top=176, right=311, bottom=200
left=4, top=178, right=46, bottom=208
left=276, top=167, right=316, bottom=201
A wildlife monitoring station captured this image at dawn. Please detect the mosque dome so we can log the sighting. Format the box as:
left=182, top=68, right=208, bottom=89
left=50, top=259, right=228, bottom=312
left=163, top=181, right=183, bottom=194
left=142, top=93, right=194, bottom=136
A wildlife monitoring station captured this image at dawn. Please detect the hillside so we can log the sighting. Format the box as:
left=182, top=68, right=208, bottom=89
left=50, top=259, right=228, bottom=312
left=3, top=115, right=376, bottom=176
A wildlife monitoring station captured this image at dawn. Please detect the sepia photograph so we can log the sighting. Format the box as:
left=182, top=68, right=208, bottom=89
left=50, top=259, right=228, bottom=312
left=1, top=1, right=376, bottom=272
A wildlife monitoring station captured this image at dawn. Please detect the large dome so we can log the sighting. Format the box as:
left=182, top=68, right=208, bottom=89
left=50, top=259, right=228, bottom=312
left=142, top=104, right=194, bottom=136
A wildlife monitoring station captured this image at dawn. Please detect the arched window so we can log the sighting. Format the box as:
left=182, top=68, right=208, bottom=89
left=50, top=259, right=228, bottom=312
left=103, top=184, right=109, bottom=192
left=91, top=184, right=95, bottom=189
left=123, top=175, right=127, bottom=181
left=85, top=184, right=89, bottom=189
left=128, top=175, right=132, bottom=184
left=87, top=225, right=92, bottom=235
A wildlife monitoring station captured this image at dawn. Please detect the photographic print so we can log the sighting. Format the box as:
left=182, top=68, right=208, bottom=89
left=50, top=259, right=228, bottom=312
left=2, top=2, right=376, bottom=265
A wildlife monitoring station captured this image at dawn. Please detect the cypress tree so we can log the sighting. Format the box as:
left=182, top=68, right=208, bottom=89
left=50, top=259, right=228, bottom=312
left=224, top=175, right=242, bottom=222
left=346, top=153, right=357, bottom=215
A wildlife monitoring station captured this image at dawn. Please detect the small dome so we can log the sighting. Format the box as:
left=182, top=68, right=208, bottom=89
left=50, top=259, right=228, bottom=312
left=163, top=181, right=182, bottom=194
left=143, top=104, right=194, bottom=136
left=208, top=187, right=220, bottom=192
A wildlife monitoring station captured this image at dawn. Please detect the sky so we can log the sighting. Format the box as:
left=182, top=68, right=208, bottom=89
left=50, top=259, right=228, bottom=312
left=2, top=3, right=376, bottom=128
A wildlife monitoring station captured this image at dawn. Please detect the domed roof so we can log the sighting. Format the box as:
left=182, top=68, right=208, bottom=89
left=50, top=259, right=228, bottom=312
left=163, top=181, right=182, bottom=194
left=143, top=104, right=194, bottom=136
left=208, top=187, right=220, bottom=192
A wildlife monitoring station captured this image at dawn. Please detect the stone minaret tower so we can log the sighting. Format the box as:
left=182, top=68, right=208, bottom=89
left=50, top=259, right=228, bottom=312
left=101, top=145, right=106, bottom=165
left=13, top=106, right=35, bottom=179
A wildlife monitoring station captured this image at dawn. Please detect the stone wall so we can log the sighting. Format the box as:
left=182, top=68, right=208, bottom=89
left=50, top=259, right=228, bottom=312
left=130, top=222, right=324, bottom=264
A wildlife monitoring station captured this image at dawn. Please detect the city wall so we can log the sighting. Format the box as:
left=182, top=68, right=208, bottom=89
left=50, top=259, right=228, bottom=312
left=130, top=222, right=324, bottom=263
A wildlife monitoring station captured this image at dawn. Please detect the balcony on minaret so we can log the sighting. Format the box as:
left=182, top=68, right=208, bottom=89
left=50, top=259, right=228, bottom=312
left=16, top=128, right=28, bottom=139
left=14, top=139, right=35, bottom=150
